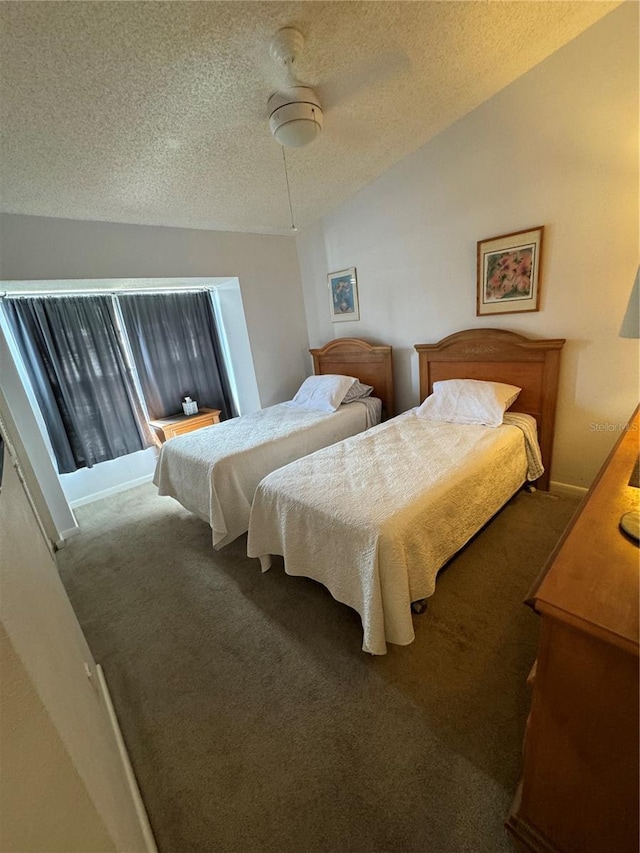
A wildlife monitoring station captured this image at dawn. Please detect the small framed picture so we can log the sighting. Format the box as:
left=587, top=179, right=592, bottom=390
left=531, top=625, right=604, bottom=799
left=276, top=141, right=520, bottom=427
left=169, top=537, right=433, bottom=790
left=477, top=226, right=544, bottom=316
left=328, top=267, right=359, bottom=322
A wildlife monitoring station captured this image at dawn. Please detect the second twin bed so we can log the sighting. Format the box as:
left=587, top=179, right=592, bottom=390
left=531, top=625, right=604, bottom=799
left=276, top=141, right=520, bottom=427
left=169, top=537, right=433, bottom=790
left=247, top=329, right=564, bottom=654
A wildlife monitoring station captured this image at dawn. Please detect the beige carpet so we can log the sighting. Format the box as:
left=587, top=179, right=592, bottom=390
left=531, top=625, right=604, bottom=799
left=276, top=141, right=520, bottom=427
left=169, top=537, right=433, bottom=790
left=57, top=483, right=579, bottom=853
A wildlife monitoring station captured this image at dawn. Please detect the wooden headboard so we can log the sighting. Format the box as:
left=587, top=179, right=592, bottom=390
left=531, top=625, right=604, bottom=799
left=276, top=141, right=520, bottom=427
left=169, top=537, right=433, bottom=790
left=310, top=338, right=395, bottom=418
left=415, top=329, right=565, bottom=491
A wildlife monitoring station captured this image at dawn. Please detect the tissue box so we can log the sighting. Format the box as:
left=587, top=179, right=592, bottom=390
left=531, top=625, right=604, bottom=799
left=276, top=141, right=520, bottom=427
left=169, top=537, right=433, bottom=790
left=182, top=400, right=199, bottom=416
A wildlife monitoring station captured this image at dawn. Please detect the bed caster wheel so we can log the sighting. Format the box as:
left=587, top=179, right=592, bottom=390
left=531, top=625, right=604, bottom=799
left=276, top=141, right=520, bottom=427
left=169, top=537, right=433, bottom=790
left=524, top=484, right=537, bottom=494
left=411, top=599, right=428, bottom=615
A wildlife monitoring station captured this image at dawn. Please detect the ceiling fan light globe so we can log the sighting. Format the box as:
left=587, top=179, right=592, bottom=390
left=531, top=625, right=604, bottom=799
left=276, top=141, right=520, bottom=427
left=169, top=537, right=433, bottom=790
left=268, top=88, right=323, bottom=148
left=273, top=119, right=321, bottom=147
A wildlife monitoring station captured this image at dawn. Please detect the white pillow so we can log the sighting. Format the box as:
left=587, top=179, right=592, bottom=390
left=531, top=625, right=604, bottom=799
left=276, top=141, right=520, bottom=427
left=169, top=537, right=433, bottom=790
left=416, top=379, right=521, bottom=427
left=289, top=374, right=357, bottom=412
left=342, top=380, right=374, bottom=403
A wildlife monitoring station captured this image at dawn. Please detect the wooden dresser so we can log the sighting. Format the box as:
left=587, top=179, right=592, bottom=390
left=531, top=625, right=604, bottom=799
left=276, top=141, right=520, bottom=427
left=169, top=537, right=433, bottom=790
left=149, top=407, right=221, bottom=442
left=507, top=407, right=640, bottom=853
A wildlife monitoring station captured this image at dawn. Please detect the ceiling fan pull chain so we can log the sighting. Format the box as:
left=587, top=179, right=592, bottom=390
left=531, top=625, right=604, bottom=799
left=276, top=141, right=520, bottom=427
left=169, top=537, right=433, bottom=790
left=282, top=147, right=297, bottom=232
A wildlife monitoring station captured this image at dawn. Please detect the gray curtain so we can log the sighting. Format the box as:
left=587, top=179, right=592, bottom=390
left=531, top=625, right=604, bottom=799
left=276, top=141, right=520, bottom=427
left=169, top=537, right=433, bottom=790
left=4, top=296, right=152, bottom=474
left=118, top=291, right=236, bottom=420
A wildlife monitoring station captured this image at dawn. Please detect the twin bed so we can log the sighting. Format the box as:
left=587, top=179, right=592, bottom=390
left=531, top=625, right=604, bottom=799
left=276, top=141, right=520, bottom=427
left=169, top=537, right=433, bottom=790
left=248, top=329, right=564, bottom=654
left=156, top=329, right=565, bottom=655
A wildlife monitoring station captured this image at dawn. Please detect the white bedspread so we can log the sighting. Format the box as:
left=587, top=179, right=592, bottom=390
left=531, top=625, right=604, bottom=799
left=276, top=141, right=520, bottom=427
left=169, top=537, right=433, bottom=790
left=247, top=411, right=541, bottom=655
left=153, top=399, right=380, bottom=549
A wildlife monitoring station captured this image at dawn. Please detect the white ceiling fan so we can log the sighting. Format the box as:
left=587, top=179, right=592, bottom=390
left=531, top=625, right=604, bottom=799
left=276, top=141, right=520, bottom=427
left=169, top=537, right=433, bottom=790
left=267, top=27, right=323, bottom=148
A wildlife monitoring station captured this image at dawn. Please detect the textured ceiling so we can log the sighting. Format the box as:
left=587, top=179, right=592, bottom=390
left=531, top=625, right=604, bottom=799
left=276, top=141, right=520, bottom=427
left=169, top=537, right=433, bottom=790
left=0, top=1, right=621, bottom=235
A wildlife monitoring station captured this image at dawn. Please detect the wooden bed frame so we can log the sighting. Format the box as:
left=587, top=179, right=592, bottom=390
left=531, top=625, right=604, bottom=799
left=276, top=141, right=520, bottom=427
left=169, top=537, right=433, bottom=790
left=415, top=329, right=565, bottom=491
left=310, top=338, right=395, bottom=418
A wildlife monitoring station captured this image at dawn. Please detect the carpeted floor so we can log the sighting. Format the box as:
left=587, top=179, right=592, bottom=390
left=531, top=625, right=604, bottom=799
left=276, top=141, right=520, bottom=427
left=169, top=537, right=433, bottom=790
left=57, top=483, right=579, bottom=853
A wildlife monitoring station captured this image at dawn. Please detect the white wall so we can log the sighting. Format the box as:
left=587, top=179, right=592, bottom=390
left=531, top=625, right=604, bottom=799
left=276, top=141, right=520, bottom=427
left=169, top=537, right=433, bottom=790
left=0, top=441, right=152, bottom=852
left=1, top=626, right=116, bottom=853
left=210, top=278, right=262, bottom=415
left=296, top=3, right=639, bottom=489
left=59, top=447, right=159, bottom=508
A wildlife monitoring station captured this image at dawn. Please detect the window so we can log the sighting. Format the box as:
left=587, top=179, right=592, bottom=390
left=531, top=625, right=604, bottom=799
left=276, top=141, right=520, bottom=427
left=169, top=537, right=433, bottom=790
left=118, top=291, right=235, bottom=421
left=3, top=290, right=236, bottom=473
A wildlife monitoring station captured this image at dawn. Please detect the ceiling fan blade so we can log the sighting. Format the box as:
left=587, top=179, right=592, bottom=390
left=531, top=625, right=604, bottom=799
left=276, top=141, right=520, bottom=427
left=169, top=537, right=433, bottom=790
left=318, top=51, right=410, bottom=111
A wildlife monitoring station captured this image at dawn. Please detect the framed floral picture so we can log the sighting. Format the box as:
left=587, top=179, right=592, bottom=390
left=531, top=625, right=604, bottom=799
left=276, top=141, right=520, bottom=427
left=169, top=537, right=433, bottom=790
left=477, top=226, right=544, bottom=316
left=328, top=267, right=359, bottom=322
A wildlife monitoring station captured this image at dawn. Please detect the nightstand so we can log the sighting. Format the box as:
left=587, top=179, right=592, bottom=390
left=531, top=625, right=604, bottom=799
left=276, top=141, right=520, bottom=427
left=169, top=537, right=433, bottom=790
left=149, top=407, right=221, bottom=443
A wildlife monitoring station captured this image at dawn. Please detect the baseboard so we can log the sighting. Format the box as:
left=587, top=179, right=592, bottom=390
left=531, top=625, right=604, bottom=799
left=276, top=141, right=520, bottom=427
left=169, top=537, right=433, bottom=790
left=96, top=664, right=158, bottom=853
left=549, top=480, right=588, bottom=499
left=69, top=473, right=155, bottom=509
left=55, top=524, right=81, bottom=549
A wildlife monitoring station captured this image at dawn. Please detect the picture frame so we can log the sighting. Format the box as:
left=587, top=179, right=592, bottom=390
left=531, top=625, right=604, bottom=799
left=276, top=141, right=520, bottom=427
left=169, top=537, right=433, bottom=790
left=328, top=267, right=359, bottom=322
left=477, top=226, right=544, bottom=316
